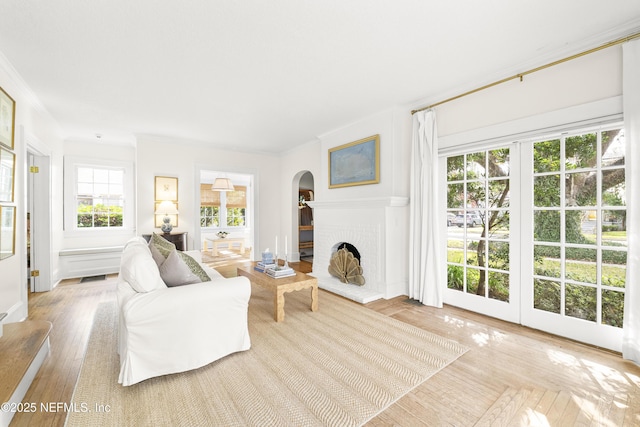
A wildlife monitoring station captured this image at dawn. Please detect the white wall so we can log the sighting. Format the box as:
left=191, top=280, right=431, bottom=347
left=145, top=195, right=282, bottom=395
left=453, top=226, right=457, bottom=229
left=136, top=136, right=281, bottom=258
left=434, top=46, right=622, bottom=141
left=0, top=54, right=64, bottom=322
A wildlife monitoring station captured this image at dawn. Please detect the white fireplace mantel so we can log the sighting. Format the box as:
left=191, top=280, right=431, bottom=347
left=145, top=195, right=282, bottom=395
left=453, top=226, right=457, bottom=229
left=307, top=196, right=409, bottom=303
left=307, top=196, right=408, bottom=210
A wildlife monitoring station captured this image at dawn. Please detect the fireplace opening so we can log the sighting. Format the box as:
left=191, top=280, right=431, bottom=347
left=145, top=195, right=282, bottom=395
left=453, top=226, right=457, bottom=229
left=328, top=242, right=365, bottom=286
left=331, top=242, right=361, bottom=263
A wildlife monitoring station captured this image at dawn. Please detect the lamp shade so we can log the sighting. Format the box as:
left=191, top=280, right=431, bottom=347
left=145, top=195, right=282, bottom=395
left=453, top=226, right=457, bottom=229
left=211, top=178, right=235, bottom=191
left=155, top=200, right=179, bottom=215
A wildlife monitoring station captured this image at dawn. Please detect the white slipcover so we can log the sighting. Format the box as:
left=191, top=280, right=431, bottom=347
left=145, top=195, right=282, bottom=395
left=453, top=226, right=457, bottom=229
left=117, top=238, right=251, bottom=386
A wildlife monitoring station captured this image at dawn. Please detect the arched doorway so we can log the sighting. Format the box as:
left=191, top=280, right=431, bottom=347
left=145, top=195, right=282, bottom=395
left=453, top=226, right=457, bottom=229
left=293, top=171, right=314, bottom=264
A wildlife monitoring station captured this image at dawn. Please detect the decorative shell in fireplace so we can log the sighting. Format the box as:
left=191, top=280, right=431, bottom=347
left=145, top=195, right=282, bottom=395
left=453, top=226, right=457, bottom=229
left=328, top=247, right=366, bottom=286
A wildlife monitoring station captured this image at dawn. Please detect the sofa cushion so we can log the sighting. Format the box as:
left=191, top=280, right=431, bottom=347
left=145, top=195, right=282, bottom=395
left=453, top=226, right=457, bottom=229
left=121, top=243, right=167, bottom=293
left=149, top=232, right=176, bottom=258
left=159, top=250, right=202, bottom=287
left=149, top=242, right=167, bottom=267
left=178, top=251, right=211, bottom=282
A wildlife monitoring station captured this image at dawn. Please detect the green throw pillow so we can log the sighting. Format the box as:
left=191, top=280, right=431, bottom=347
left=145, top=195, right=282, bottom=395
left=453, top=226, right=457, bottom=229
left=150, top=232, right=176, bottom=258
left=178, top=251, right=211, bottom=283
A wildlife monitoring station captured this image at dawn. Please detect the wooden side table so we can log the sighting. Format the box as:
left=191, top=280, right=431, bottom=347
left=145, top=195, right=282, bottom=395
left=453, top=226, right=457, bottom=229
left=204, top=237, right=245, bottom=255
left=237, top=262, right=318, bottom=322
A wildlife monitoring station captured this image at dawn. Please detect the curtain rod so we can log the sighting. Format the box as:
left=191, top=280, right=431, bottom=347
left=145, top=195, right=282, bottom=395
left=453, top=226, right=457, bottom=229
left=411, top=30, right=640, bottom=115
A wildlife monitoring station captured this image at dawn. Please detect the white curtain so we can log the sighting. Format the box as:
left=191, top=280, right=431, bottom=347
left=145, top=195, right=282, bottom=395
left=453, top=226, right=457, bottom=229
left=623, top=38, right=640, bottom=364
left=409, top=109, right=443, bottom=307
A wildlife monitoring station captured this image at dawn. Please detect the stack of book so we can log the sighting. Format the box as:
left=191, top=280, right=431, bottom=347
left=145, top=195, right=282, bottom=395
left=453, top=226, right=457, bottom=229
left=265, top=266, right=296, bottom=278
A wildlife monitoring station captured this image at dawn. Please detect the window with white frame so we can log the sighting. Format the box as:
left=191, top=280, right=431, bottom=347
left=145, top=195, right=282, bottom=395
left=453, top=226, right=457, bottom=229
left=200, top=184, right=247, bottom=228
left=64, top=157, right=134, bottom=232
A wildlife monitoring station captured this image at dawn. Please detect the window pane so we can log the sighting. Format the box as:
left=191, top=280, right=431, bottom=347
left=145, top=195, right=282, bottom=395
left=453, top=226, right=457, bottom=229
left=466, top=152, right=486, bottom=179
left=466, top=268, right=481, bottom=295
left=488, top=148, right=509, bottom=177
left=488, top=241, right=509, bottom=270
left=489, top=271, right=509, bottom=302
left=465, top=240, right=485, bottom=267
left=565, top=172, right=596, bottom=206
left=447, top=155, right=464, bottom=181
left=487, top=210, right=509, bottom=239
left=533, top=139, right=560, bottom=173
left=489, top=179, right=510, bottom=208
left=77, top=167, right=93, bottom=182
left=534, top=279, right=560, bottom=313
left=602, top=210, right=627, bottom=247
left=566, top=210, right=593, bottom=244
left=602, top=289, right=624, bottom=328
left=93, top=168, right=109, bottom=183
left=466, top=182, right=485, bottom=209
left=534, top=245, right=561, bottom=279
left=447, top=239, right=464, bottom=264
left=565, top=133, right=596, bottom=170
left=534, top=211, right=560, bottom=243
left=602, top=170, right=625, bottom=207
left=602, top=250, right=626, bottom=288
left=601, top=129, right=624, bottom=167
left=447, top=264, right=464, bottom=291
left=534, top=175, right=560, bottom=207
left=565, top=248, right=596, bottom=284
left=447, top=183, right=464, bottom=209
left=565, top=283, right=596, bottom=322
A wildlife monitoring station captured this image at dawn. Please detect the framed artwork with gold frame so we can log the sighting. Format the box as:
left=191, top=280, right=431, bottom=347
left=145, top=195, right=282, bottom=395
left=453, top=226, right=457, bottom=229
left=0, top=86, right=15, bottom=150
left=154, top=176, right=178, bottom=202
left=0, top=204, right=16, bottom=260
left=0, top=147, right=15, bottom=202
left=328, top=134, right=380, bottom=188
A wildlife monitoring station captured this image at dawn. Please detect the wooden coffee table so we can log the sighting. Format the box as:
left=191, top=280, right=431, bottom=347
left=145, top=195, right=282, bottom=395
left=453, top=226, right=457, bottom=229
left=237, top=263, right=318, bottom=322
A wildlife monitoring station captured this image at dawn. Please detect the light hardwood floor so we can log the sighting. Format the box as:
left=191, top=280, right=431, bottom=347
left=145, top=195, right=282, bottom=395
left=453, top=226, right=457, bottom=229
left=10, top=259, right=640, bottom=426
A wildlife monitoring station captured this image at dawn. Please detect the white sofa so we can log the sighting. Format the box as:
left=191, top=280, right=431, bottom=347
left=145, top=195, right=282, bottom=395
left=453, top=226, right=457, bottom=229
left=116, top=236, right=251, bottom=386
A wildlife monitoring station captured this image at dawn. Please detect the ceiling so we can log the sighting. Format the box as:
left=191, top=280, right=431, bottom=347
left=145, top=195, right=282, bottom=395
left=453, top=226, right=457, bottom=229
left=0, top=1, right=639, bottom=153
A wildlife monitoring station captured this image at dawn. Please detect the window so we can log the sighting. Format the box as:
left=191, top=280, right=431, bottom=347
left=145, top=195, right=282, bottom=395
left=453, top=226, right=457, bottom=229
left=225, top=186, right=246, bottom=227
left=64, top=157, right=133, bottom=232
left=200, top=184, right=220, bottom=227
left=76, top=166, right=124, bottom=228
left=200, top=184, right=246, bottom=228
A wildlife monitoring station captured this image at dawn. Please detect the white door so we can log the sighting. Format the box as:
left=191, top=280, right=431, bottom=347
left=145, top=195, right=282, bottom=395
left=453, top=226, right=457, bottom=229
left=27, top=151, right=52, bottom=292
left=444, top=145, right=520, bottom=323
left=521, top=126, right=626, bottom=351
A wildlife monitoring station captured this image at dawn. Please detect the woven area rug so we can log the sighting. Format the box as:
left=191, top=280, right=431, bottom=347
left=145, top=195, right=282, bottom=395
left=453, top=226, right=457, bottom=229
left=66, top=284, right=468, bottom=427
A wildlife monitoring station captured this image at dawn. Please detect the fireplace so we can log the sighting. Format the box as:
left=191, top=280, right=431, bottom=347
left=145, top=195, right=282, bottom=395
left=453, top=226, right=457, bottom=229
left=306, top=197, right=409, bottom=303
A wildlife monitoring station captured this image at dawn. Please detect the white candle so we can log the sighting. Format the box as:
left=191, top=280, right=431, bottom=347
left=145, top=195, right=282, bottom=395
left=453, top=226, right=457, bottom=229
left=275, top=236, right=278, bottom=255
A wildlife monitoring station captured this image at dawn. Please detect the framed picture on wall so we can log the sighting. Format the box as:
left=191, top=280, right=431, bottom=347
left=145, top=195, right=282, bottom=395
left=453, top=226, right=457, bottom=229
left=0, top=147, right=15, bottom=202
left=328, top=134, right=380, bottom=188
left=0, top=205, right=15, bottom=260
left=154, top=176, right=178, bottom=202
left=0, top=86, right=15, bottom=150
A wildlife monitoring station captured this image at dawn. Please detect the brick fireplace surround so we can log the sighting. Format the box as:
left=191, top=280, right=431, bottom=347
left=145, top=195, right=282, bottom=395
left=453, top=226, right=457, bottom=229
left=306, top=197, right=409, bottom=303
